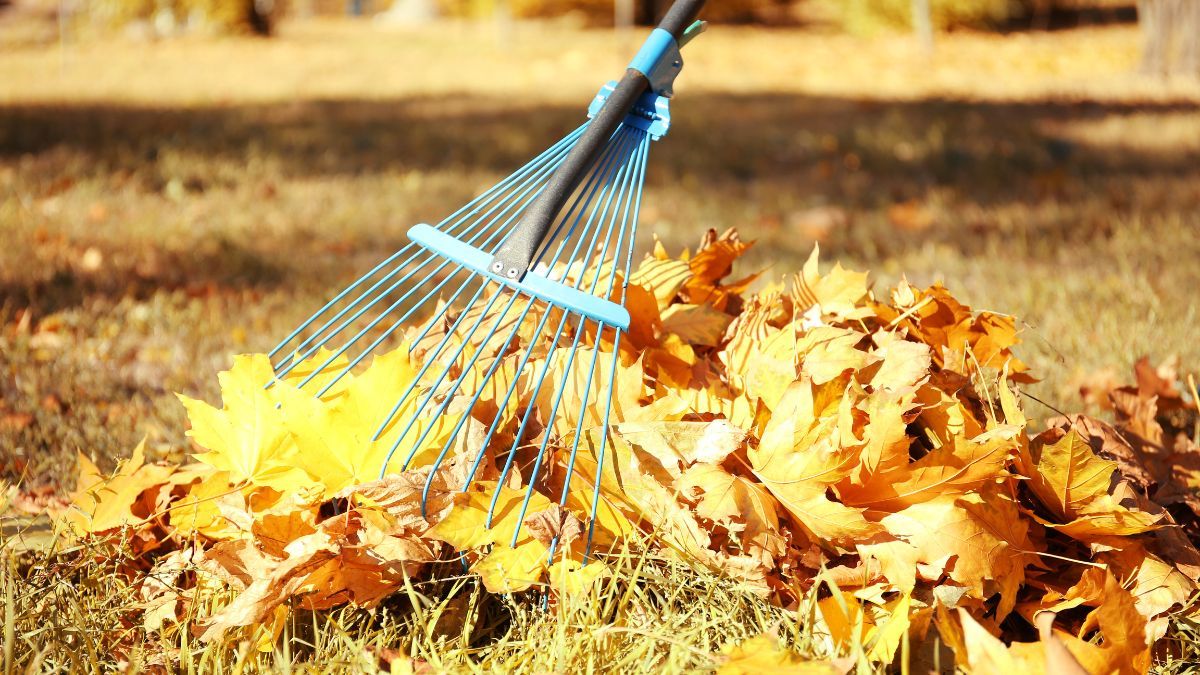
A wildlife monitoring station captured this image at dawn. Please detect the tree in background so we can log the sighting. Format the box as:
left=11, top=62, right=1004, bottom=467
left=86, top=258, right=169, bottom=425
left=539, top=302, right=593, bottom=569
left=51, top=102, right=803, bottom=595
left=436, top=0, right=790, bottom=24
left=815, top=0, right=1022, bottom=33
left=1138, top=0, right=1200, bottom=76
left=87, top=0, right=281, bottom=35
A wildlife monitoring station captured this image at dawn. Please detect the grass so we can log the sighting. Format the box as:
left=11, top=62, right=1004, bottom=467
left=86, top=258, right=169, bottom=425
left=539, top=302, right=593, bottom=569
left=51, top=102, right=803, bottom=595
left=5, top=529, right=828, bottom=672
left=1, top=9, right=1199, bottom=671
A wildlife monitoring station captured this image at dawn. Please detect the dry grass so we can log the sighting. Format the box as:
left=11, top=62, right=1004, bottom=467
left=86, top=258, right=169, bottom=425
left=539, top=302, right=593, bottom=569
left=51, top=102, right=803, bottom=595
left=1, top=11, right=1199, bottom=671
left=4, top=528, right=833, bottom=672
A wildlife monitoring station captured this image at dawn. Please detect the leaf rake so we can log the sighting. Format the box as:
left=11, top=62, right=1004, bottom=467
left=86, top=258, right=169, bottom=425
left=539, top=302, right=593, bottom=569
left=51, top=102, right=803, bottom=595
left=268, top=0, right=708, bottom=558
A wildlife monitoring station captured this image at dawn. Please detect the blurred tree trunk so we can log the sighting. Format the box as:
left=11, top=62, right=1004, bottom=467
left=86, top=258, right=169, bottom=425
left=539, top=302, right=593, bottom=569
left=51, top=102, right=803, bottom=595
left=912, top=0, right=933, bottom=54
left=249, top=0, right=275, bottom=34
left=1183, top=1, right=1200, bottom=75
left=615, top=0, right=634, bottom=30
left=636, top=0, right=665, bottom=25
left=1139, top=0, right=1200, bottom=76
left=494, top=0, right=513, bottom=48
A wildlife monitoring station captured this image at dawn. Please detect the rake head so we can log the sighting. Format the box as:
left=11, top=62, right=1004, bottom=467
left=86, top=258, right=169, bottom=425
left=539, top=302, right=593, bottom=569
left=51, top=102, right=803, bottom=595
left=267, top=0, right=708, bottom=560
left=268, top=113, right=659, bottom=557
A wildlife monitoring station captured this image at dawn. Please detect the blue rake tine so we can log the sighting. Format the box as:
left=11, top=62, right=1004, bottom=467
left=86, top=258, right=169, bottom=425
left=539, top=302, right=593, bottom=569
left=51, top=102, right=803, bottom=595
left=271, top=128, right=587, bottom=385
left=385, top=286, right=523, bottom=476
left=367, top=274, right=496, bottom=445
left=509, top=130, right=648, bottom=547
left=581, top=137, right=652, bottom=562
left=403, top=126, right=642, bottom=493
left=487, top=127, right=645, bottom=538
left=547, top=132, right=651, bottom=560
left=415, top=293, right=542, bottom=511
left=278, top=137, right=578, bottom=393
left=269, top=124, right=586, bottom=371
left=365, top=133, right=631, bottom=442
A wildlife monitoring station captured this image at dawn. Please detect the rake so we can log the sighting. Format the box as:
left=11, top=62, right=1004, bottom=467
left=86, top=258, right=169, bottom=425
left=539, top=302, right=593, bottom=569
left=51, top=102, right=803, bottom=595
left=268, top=0, right=707, bottom=558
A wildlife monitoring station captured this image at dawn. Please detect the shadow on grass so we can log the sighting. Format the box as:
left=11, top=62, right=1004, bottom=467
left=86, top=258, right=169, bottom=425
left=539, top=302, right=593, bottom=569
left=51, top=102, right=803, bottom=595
left=2, top=91, right=1198, bottom=305
left=0, top=237, right=284, bottom=318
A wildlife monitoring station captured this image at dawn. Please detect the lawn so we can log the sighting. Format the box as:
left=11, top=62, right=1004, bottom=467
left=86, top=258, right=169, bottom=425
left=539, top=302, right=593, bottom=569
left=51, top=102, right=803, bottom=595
left=1, top=11, right=1199, bottom=670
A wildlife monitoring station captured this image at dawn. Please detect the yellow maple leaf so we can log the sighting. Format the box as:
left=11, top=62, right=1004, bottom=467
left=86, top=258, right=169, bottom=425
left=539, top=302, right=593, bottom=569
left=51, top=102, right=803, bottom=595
left=170, top=470, right=241, bottom=539
left=547, top=559, right=611, bottom=600
left=717, top=634, right=838, bottom=674
left=474, top=539, right=552, bottom=593
left=630, top=258, right=692, bottom=309
left=177, top=354, right=309, bottom=491
left=815, top=588, right=912, bottom=663
left=65, top=441, right=176, bottom=534
left=273, top=347, right=457, bottom=495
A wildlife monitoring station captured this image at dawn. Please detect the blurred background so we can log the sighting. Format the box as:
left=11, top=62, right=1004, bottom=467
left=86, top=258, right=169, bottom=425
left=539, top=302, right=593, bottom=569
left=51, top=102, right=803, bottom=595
left=0, top=0, right=1197, bottom=485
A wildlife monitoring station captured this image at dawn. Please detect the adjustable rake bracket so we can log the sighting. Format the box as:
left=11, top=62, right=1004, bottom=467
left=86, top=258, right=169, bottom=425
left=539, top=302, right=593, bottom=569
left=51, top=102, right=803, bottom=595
left=588, top=81, right=672, bottom=141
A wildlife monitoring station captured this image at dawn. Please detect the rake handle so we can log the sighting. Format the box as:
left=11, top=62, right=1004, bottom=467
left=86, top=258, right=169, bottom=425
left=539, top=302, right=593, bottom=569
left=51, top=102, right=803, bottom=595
left=488, top=0, right=706, bottom=282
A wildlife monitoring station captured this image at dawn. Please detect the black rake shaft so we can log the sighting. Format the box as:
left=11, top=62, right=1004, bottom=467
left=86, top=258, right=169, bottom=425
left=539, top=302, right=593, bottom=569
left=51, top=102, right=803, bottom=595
left=488, top=0, right=706, bottom=280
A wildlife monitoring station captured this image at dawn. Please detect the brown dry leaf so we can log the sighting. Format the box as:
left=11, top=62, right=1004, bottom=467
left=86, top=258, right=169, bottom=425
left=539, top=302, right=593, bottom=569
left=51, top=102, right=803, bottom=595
left=794, top=245, right=872, bottom=321
left=675, top=463, right=786, bottom=561
left=1043, top=494, right=1162, bottom=542
left=954, top=608, right=1044, bottom=673
left=875, top=282, right=1029, bottom=378
left=842, top=426, right=1017, bottom=511
left=1133, top=356, right=1186, bottom=410
left=660, top=303, right=733, bottom=347
left=1022, top=428, right=1116, bottom=522
left=614, top=419, right=747, bottom=472
left=880, top=491, right=1036, bottom=619
left=1098, top=543, right=1196, bottom=619
left=523, top=504, right=585, bottom=548
left=749, top=380, right=882, bottom=551
left=630, top=258, right=692, bottom=309
left=198, top=527, right=339, bottom=642
left=1059, top=571, right=1152, bottom=675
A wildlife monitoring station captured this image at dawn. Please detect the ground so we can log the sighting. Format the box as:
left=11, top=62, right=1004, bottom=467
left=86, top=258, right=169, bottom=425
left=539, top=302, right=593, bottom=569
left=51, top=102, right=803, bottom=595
left=5, top=18, right=1198, bottom=486
left=1, top=11, right=1200, bottom=671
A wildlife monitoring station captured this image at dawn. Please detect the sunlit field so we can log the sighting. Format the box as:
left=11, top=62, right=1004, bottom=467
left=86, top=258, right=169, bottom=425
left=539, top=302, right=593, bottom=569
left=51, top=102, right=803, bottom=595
left=1, top=12, right=1199, bottom=670
left=3, top=18, right=1196, bottom=485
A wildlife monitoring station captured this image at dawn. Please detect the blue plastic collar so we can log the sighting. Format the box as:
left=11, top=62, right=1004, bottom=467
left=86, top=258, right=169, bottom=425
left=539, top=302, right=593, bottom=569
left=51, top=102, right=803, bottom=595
left=628, top=28, right=683, bottom=97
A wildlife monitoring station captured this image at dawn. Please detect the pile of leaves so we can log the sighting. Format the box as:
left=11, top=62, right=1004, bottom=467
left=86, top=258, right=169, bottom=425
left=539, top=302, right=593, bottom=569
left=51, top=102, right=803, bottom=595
left=55, top=230, right=1200, bottom=671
